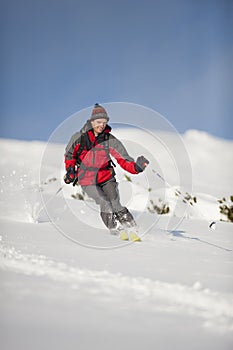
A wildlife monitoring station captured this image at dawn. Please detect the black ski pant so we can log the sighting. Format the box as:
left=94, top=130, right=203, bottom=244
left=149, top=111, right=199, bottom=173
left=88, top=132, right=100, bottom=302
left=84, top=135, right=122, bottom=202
left=82, top=178, right=135, bottom=230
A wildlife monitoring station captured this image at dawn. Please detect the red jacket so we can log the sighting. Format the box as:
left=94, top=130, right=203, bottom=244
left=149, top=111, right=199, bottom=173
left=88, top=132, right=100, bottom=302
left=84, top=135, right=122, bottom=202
left=64, top=124, right=139, bottom=186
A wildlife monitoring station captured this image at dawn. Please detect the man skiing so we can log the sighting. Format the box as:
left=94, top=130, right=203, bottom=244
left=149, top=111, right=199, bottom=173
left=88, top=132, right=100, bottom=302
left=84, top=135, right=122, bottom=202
left=64, top=103, right=149, bottom=241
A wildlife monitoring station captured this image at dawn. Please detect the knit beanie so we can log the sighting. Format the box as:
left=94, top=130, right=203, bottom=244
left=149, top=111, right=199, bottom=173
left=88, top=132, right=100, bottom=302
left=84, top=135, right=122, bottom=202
left=90, top=103, right=109, bottom=122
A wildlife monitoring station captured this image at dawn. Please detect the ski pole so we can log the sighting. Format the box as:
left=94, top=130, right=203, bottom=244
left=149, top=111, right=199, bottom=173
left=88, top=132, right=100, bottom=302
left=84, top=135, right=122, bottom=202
left=151, top=169, right=216, bottom=229
left=35, top=185, right=64, bottom=219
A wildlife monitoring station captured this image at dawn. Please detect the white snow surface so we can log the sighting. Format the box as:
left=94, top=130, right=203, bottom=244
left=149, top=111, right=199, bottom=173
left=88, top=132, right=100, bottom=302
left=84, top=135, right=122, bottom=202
left=0, top=129, right=233, bottom=350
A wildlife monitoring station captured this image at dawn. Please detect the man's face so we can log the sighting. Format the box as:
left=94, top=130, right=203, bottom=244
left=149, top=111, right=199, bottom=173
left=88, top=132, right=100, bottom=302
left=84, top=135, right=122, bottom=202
left=91, top=118, right=107, bottom=135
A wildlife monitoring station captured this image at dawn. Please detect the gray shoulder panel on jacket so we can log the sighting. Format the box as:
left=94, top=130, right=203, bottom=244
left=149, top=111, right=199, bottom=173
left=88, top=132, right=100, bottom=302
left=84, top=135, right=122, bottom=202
left=65, top=131, right=82, bottom=159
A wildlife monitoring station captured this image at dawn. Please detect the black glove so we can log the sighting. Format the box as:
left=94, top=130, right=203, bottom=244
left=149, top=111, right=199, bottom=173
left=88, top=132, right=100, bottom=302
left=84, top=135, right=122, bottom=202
left=64, top=166, right=76, bottom=184
left=135, top=156, right=149, bottom=173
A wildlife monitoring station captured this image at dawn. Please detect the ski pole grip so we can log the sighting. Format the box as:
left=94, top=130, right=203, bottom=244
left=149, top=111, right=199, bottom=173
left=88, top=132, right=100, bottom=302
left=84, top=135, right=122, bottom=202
left=73, top=177, right=79, bottom=186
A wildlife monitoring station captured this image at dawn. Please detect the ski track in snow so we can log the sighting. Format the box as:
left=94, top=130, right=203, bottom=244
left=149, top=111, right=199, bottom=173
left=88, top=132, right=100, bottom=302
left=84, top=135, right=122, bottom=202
left=0, top=241, right=233, bottom=334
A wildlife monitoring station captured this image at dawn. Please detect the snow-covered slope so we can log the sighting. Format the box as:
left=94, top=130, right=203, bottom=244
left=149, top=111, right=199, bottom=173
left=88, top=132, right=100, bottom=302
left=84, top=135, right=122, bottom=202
left=0, top=130, right=232, bottom=350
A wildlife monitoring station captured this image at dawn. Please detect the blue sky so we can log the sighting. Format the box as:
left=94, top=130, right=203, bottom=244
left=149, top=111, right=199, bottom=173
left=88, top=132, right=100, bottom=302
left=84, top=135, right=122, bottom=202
left=1, top=0, right=233, bottom=141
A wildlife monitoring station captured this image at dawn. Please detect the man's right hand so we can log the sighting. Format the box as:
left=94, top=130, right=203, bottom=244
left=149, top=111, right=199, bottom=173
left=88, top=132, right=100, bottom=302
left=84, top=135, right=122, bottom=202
left=64, top=167, right=76, bottom=184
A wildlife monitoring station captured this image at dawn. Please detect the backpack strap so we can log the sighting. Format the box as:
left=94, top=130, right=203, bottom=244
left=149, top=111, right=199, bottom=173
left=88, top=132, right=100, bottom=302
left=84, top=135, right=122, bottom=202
left=74, top=132, right=115, bottom=178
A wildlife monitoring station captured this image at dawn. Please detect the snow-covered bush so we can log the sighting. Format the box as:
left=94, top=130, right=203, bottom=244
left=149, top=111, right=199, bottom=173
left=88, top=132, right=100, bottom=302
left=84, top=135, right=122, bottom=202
left=147, top=198, right=170, bottom=215
left=218, top=196, right=233, bottom=223
left=175, top=190, right=197, bottom=206
left=71, top=184, right=86, bottom=200
left=124, top=174, right=132, bottom=182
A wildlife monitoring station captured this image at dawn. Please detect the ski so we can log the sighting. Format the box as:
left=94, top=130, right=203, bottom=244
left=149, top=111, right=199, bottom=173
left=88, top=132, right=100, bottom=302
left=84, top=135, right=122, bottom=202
left=110, top=228, right=141, bottom=242
left=120, top=230, right=129, bottom=241
left=129, top=231, right=141, bottom=242
left=120, top=229, right=141, bottom=242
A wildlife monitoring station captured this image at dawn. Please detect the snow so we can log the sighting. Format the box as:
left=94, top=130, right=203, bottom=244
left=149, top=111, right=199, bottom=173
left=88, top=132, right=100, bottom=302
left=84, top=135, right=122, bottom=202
left=0, top=130, right=233, bottom=350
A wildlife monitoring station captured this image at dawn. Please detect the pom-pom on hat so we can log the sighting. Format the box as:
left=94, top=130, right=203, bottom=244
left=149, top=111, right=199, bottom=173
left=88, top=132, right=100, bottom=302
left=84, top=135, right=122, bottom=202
left=90, top=103, right=109, bottom=122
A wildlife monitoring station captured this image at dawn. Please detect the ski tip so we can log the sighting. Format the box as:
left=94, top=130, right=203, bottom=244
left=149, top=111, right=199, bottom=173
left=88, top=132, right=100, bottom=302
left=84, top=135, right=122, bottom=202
left=120, top=231, right=129, bottom=241
left=129, top=232, right=141, bottom=242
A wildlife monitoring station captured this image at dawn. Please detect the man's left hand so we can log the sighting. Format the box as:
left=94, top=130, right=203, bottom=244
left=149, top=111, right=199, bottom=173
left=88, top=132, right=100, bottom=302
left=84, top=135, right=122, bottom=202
left=135, top=156, right=149, bottom=172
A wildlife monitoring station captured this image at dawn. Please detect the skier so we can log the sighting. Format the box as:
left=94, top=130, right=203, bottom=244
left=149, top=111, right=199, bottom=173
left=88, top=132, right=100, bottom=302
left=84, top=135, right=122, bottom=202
left=64, top=103, right=149, bottom=241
